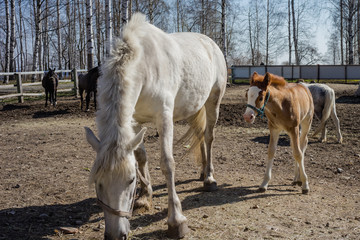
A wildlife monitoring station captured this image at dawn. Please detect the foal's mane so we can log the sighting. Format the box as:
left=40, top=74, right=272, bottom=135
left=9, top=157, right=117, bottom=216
left=90, top=13, right=149, bottom=182
left=251, top=72, right=287, bottom=89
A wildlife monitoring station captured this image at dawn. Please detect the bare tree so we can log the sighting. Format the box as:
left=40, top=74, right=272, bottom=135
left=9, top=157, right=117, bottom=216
left=86, top=0, right=94, bottom=70
left=221, top=0, right=227, bottom=64
left=56, top=0, right=62, bottom=71
left=4, top=0, right=10, bottom=83
left=291, top=0, right=299, bottom=64
left=105, top=0, right=113, bottom=56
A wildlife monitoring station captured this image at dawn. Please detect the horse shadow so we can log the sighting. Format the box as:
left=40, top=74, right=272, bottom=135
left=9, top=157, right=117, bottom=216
left=252, top=135, right=291, bottom=146
left=336, top=95, right=360, bottom=104
left=33, top=109, right=71, bottom=118
left=0, top=198, right=102, bottom=239
left=131, top=179, right=299, bottom=239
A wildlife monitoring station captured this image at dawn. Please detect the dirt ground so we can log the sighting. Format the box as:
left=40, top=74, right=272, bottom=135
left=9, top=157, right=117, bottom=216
left=1, top=83, right=360, bottom=240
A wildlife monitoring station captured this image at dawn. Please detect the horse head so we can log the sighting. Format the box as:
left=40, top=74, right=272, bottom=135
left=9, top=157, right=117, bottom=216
left=243, top=72, right=271, bottom=123
left=85, top=127, right=146, bottom=240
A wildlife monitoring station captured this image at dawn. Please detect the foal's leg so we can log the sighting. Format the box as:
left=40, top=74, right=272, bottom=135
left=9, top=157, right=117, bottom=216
left=157, top=111, right=188, bottom=238
left=259, top=126, right=280, bottom=192
left=134, top=141, right=153, bottom=212
left=294, top=117, right=312, bottom=185
left=289, top=127, right=310, bottom=194
left=331, top=108, right=343, bottom=143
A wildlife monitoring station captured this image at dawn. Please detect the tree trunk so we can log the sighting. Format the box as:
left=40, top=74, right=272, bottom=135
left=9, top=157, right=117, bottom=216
left=291, top=0, right=299, bottom=65
left=86, top=0, right=94, bottom=70
left=288, top=0, right=292, bottom=65
left=57, top=0, right=62, bottom=71
left=18, top=0, right=24, bottom=72
left=341, top=0, right=344, bottom=65
left=148, top=0, right=153, bottom=24
left=221, top=0, right=227, bottom=65
left=105, top=0, right=113, bottom=56
left=248, top=10, right=255, bottom=66
left=266, top=0, right=269, bottom=65
left=32, top=0, right=41, bottom=82
left=4, top=0, right=10, bottom=83
left=348, top=0, right=355, bottom=65
left=121, top=0, right=129, bottom=28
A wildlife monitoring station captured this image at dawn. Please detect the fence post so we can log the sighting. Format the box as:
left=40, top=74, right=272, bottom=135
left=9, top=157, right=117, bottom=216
left=15, top=73, right=24, bottom=103
left=71, top=68, right=79, bottom=98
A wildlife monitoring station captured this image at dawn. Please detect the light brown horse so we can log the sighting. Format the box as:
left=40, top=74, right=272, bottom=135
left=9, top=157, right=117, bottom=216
left=243, top=72, right=314, bottom=194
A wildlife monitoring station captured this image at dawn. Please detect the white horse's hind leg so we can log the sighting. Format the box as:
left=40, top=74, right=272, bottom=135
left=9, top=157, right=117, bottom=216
left=134, top=142, right=153, bottom=212
left=157, top=112, right=189, bottom=238
left=259, top=127, right=280, bottom=192
left=331, top=108, right=343, bottom=143
left=203, top=88, right=224, bottom=192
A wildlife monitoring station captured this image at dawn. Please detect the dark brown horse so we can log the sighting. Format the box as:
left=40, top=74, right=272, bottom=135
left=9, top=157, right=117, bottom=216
left=42, top=68, right=59, bottom=107
left=79, top=66, right=100, bottom=111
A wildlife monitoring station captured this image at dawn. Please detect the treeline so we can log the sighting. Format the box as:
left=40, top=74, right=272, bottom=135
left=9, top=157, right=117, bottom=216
left=0, top=0, right=359, bottom=83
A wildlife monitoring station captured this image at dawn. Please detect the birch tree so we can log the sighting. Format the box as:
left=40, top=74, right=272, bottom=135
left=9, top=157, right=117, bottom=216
left=86, top=0, right=94, bottom=70
left=4, top=0, right=10, bottom=83
left=105, top=0, right=112, bottom=56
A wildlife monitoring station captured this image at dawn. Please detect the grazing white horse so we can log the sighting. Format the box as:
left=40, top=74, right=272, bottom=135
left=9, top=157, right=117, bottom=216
left=298, top=81, right=343, bottom=143
left=85, top=13, right=227, bottom=239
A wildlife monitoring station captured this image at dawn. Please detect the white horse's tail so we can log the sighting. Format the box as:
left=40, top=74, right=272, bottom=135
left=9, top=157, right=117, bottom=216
left=177, top=106, right=206, bottom=164
left=312, top=89, right=334, bottom=137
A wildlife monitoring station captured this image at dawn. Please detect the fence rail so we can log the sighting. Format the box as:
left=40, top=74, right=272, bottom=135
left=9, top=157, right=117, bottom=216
left=0, top=69, right=87, bottom=103
left=231, top=65, right=360, bottom=82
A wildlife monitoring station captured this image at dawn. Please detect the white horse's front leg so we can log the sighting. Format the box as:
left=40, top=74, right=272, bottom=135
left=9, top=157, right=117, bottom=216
left=158, top=112, right=189, bottom=238
left=259, top=127, right=280, bottom=192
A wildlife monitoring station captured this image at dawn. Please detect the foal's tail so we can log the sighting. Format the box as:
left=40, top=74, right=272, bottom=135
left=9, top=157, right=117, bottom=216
left=177, top=106, right=206, bottom=163
left=312, top=89, right=334, bottom=137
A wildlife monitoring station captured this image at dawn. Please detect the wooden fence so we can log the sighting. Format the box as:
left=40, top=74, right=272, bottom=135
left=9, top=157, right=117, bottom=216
left=0, top=69, right=87, bottom=103
left=231, top=65, right=360, bottom=83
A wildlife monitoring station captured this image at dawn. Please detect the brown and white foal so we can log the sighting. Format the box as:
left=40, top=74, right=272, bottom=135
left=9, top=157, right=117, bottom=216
left=243, top=72, right=314, bottom=194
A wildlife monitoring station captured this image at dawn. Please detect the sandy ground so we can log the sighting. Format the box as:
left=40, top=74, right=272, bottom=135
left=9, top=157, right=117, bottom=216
left=0, top=83, right=359, bottom=240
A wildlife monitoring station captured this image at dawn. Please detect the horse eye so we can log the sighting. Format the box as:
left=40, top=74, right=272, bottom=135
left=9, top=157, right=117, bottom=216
left=129, top=177, right=135, bottom=185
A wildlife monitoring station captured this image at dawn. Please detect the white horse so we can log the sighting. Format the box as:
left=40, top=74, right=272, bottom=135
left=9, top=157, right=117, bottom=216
left=298, top=81, right=343, bottom=143
left=85, top=13, right=227, bottom=239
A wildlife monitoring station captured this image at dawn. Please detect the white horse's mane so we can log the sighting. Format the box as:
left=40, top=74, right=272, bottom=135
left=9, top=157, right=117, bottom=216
left=90, top=13, right=151, bottom=182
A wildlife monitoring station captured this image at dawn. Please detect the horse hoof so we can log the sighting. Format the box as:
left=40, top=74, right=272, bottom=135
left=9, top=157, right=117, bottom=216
left=292, top=181, right=302, bottom=186
left=258, top=187, right=266, bottom=193
left=199, top=173, right=205, bottom=181
left=302, top=189, right=310, bottom=194
left=167, top=222, right=189, bottom=239
left=86, top=109, right=90, bottom=112
left=203, top=181, right=218, bottom=192
left=134, top=197, right=152, bottom=214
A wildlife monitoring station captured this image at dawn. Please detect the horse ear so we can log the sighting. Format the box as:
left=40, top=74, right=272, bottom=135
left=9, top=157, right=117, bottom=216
left=250, top=72, right=258, bottom=85
left=85, top=127, right=100, bottom=152
left=128, top=127, right=147, bottom=151
left=263, top=72, right=272, bottom=88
